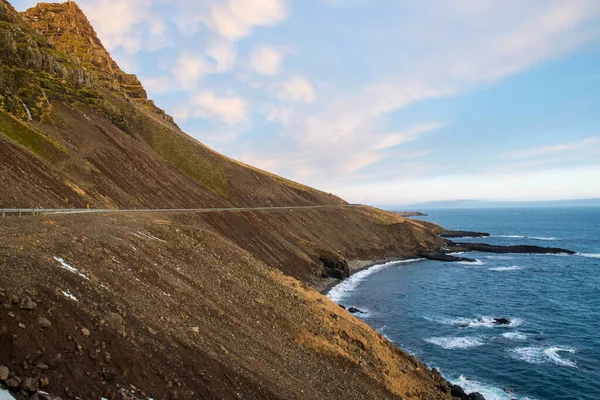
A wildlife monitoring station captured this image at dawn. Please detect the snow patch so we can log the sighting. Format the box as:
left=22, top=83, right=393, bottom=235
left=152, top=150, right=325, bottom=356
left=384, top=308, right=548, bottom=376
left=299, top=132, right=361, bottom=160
left=53, top=256, right=90, bottom=280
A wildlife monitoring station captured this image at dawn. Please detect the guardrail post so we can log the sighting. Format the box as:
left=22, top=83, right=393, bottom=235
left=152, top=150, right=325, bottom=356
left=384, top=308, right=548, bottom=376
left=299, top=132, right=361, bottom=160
left=18, top=209, right=21, bottom=217
left=1, top=209, right=4, bottom=218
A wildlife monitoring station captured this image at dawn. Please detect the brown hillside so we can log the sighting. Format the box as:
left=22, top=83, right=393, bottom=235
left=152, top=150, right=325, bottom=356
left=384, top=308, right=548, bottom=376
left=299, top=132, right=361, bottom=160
left=0, top=0, right=344, bottom=209
left=0, top=209, right=450, bottom=400
left=0, top=1, right=460, bottom=399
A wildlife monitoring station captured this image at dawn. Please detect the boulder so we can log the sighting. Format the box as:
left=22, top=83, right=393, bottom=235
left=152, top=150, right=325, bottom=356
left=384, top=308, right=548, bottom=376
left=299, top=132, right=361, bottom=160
left=347, top=307, right=363, bottom=314
left=19, top=296, right=37, bottom=310
left=469, top=393, right=486, bottom=400
left=0, top=365, right=8, bottom=380
left=494, top=318, right=510, bottom=325
left=450, top=385, right=470, bottom=400
left=37, top=317, right=52, bottom=328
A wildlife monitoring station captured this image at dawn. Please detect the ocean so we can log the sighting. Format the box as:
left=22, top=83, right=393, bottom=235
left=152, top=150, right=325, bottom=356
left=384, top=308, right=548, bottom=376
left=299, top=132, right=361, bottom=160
left=327, top=207, right=600, bottom=400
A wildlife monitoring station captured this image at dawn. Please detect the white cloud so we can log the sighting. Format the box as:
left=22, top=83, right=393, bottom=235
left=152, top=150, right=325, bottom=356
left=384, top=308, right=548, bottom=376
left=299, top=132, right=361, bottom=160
left=175, top=91, right=249, bottom=125
left=275, top=75, right=317, bottom=103
left=502, top=137, right=599, bottom=159
left=249, top=46, right=284, bottom=76
left=190, top=0, right=289, bottom=40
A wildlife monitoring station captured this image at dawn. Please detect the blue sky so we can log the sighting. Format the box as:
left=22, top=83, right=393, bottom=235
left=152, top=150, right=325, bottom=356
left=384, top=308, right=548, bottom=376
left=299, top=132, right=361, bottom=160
left=12, top=0, right=600, bottom=204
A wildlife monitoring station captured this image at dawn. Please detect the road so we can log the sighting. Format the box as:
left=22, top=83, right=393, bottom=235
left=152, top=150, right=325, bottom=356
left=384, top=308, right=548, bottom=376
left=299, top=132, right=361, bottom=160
left=0, top=205, right=360, bottom=217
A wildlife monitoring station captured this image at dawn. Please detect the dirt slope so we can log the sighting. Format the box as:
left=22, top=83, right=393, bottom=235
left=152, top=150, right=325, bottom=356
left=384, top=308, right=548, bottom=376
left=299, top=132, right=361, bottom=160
left=0, top=210, right=450, bottom=400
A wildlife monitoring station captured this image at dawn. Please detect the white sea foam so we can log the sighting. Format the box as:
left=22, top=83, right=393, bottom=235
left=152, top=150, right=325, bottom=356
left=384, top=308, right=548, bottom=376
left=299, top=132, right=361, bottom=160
left=458, top=259, right=485, bottom=266
left=489, top=266, right=522, bottom=272
left=326, top=259, right=422, bottom=303
left=0, top=389, right=15, bottom=400
left=425, top=315, right=523, bottom=329
left=452, top=375, right=536, bottom=400
left=577, top=253, right=600, bottom=259
left=494, top=235, right=559, bottom=241
left=424, top=336, right=484, bottom=350
left=53, top=256, right=90, bottom=281
left=510, top=346, right=577, bottom=368
left=502, top=331, right=528, bottom=341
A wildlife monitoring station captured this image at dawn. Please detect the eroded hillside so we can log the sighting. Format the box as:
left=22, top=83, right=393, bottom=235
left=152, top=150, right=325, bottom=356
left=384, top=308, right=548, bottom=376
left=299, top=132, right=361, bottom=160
left=0, top=208, right=451, bottom=400
left=0, top=0, right=343, bottom=209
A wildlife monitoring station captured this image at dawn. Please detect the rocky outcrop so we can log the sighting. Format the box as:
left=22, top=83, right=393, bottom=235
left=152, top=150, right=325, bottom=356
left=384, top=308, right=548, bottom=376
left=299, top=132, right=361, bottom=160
left=421, top=252, right=477, bottom=263
left=21, top=1, right=175, bottom=126
left=451, top=242, right=575, bottom=255
left=320, top=251, right=350, bottom=279
left=441, top=230, right=490, bottom=238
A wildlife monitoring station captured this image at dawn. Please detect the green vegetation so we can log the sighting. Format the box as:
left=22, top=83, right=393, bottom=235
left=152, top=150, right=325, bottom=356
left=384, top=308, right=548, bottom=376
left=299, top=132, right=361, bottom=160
left=0, top=108, right=65, bottom=161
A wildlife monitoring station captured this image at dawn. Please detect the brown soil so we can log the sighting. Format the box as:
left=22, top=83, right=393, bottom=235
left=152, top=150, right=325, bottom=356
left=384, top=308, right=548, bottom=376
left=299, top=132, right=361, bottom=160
left=0, top=208, right=451, bottom=400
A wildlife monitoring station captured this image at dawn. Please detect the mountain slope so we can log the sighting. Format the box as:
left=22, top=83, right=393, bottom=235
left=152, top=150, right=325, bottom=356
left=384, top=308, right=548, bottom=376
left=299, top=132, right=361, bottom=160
left=0, top=0, right=343, bottom=209
left=0, top=2, right=462, bottom=399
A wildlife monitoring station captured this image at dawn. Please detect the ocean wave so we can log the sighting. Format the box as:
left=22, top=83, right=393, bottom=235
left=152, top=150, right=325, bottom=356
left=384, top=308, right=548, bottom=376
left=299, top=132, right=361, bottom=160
left=485, top=255, right=514, bottom=260
left=489, top=266, right=522, bottom=272
left=510, top=346, right=577, bottom=368
left=502, top=331, right=528, bottom=341
left=425, top=315, right=523, bottom=329
left=424, top=336, right=484, bottom=349
left=577, top=253, right=600, bottom=259
left=453, top=375, right=537, bottom=400
left=494, top=235, right=559, bottom=241
left=458, top=259, right=485, bottom=266
left=326, top=259, right=422, bottom=303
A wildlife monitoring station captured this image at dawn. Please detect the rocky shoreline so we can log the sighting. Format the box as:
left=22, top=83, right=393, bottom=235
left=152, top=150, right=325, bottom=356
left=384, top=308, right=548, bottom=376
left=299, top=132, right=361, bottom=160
left=321, top=228, right=577, bottom=400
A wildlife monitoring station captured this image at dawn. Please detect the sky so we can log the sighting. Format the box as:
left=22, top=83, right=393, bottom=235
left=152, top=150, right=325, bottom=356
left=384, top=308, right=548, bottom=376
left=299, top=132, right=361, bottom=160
left=12, top=0, right=600, bottom=205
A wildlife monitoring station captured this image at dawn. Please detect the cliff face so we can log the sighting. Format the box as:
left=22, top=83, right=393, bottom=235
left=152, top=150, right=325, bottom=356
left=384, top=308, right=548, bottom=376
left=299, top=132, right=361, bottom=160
left=21, top=2, right=174, bottom=124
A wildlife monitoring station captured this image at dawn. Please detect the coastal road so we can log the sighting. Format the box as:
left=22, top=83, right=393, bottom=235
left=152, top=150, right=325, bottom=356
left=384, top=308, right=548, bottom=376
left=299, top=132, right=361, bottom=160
left=0, top=205, right=362, bottom=217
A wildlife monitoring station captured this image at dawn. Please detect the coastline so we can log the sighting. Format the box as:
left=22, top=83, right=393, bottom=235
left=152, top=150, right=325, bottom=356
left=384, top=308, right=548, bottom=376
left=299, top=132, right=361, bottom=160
left=319, top=256, right=422, bottom=295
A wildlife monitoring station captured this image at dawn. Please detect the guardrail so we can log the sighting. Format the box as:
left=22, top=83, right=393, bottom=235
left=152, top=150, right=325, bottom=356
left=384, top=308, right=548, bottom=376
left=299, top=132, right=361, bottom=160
left=0, top=205, right=358, bottom=218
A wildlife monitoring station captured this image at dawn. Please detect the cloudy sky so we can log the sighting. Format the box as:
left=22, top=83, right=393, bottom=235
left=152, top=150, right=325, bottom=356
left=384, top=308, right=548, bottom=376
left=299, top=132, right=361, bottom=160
left=13, top=0, right=600, bottom=205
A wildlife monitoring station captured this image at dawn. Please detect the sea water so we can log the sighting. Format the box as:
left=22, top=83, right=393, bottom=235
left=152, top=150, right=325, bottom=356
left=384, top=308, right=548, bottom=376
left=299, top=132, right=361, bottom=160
left=328, top=207, right=600, bottom=400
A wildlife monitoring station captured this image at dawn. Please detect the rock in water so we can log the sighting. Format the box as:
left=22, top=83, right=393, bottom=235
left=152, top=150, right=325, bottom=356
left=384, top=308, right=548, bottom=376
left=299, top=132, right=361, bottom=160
left=450, top=385, right=470, bottom=400
left=347, top=307, right=363, bottom=314
left=494, top=318, right=510, bottom=325
left=469, top=392, right=486, bottom=400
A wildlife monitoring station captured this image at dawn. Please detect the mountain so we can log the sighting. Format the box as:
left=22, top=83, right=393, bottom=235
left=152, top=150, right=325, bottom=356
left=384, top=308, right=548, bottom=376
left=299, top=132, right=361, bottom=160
left=0, top=2, right=457, bottom=399
left=387, top=198, right=600, bottom=210
left=0, top=0, right=343, bottom=209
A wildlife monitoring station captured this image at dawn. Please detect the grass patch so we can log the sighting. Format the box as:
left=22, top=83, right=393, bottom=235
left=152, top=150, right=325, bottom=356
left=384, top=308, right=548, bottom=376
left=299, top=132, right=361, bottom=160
left=0, top=108, right=65, bottom=161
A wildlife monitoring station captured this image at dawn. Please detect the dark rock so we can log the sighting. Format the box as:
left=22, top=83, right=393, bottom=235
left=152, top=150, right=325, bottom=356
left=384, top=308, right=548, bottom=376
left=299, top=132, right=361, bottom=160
left=5, top=377, right=19, bottom=388
left=20, top=377, right=39, bottom=392
left=441, top=230, right=490, bottom=238
left=338, top=304, right=346, bottom=310
left=452, top=242, right=575, bottom=255
left=494, top=318, right=511, bottom=325
left=319, top=252, right=350, bottom=280
left=19, top=296, right=37, bottom=310
left=450, top=384, right=470, bottom=400
left=422, top=252, right=477, bottom=263
left=469, top=392, right=486, bottom=400
left=347, top=307, right=363, bottom=314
